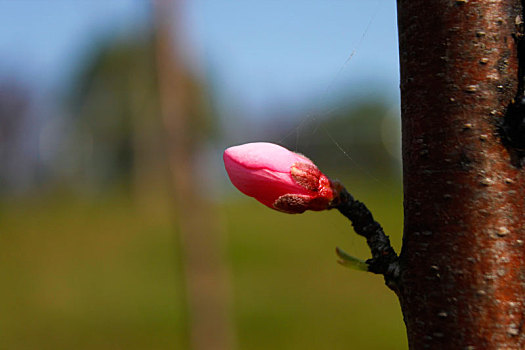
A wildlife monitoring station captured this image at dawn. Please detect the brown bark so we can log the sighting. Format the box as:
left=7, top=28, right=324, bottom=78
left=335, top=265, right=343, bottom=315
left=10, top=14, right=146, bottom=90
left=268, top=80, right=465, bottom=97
left=396, top=0, right=525, bottom=348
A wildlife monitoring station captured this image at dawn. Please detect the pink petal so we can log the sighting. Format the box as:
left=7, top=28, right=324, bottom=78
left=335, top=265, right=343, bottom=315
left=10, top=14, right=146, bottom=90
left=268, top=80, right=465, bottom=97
left=223, top=142, right=313, bottom=173
left=223, top=142, right=335, bottom=213
left=224, top=148, right=312, bottom=207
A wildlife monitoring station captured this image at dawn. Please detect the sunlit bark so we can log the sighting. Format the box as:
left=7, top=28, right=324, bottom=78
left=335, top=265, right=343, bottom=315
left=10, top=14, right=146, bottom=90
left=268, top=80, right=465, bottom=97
left=396, top=0, right=525, bottom=348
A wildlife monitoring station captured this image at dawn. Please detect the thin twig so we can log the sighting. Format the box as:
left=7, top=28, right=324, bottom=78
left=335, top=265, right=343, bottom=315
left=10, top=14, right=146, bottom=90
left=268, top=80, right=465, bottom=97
left=334, top=186, right=400, bottom=291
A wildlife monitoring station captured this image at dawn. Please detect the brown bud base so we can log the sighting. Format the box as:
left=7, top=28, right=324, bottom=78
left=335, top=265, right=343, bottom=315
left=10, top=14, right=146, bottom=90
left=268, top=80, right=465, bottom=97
left=273, top=194, right=332, bottom=214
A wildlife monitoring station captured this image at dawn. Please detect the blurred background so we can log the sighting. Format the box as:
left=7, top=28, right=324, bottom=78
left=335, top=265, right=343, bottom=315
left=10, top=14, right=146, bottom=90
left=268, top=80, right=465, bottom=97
left=0, top=1, right=405, bottom=349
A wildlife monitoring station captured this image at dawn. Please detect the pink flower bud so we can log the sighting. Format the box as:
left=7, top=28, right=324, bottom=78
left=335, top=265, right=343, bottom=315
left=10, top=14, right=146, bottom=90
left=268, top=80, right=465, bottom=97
left=223, top=142, right=338, bottom=213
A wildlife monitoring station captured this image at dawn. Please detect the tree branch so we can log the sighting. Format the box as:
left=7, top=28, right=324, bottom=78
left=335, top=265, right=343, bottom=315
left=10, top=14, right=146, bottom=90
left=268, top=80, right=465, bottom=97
left=334, top=186, right=400, bottom=291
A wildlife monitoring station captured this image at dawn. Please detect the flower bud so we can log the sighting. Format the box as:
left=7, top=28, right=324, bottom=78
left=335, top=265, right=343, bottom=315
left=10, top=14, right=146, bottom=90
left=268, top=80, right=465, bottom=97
left=223, top=142, right=338, bottom=213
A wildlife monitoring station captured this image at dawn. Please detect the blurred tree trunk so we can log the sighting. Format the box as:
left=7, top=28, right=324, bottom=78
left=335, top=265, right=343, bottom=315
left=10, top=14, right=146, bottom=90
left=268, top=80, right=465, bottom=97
left=129, top=57, right=166, bottom=203
left=153, top=2, right=235, bottom=350
left=396, top=0, right=524, bottom=349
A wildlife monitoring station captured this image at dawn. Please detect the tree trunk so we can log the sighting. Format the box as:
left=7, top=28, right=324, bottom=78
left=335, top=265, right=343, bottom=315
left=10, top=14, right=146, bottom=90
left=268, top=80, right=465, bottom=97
left=396, top=0, right=525, bottom=349
left=153, top=2, right=235, bottom=350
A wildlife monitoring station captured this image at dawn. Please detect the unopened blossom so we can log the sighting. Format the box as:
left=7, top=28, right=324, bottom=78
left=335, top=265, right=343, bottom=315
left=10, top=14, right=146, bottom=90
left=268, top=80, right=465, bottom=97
left=223, top=142, right=339, bottom=213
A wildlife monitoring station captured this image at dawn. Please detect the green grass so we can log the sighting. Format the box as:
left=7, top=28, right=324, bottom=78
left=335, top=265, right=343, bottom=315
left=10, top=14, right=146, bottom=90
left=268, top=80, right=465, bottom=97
left=0, top=181, right=407, bottom=349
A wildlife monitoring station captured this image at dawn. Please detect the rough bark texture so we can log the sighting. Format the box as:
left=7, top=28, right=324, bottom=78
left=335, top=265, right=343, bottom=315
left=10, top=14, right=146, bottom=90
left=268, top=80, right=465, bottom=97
left=397, top=0, right=525, bottom=349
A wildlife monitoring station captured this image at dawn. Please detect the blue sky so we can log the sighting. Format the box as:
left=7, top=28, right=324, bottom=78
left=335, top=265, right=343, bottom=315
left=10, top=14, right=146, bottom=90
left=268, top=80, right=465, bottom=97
left=0, top=1, right=149, bottom=88
left=187, top=1, right=399, bottom=112
left=0, top=0, right=399, bottom=116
